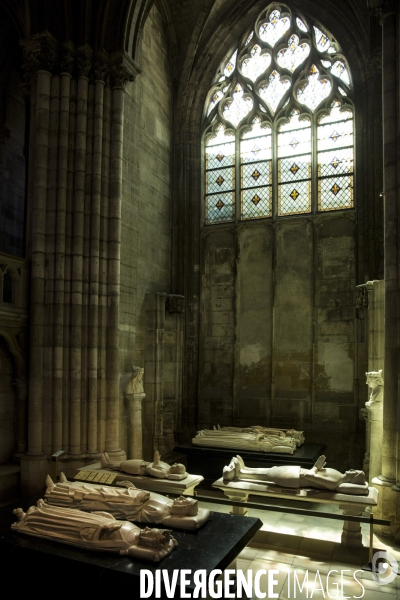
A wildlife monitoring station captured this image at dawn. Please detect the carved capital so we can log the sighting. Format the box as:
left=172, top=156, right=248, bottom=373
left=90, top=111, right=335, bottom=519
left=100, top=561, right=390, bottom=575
left=60, top=43, right=75, bottom=75
left=76, top=45, right=92, bottom=78
left=20, top=33, right=59, bottom=82
left=109, top=51, right=141, bottom=88
left=94, top=58, right=108, bottom=82
left=166, top=295, right=185, bottom=314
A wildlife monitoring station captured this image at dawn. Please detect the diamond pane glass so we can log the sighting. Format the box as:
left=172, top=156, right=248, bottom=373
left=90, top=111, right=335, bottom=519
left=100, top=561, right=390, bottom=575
left=318, top=148, right=353, bottom=177
left=313, top=26, right=331, bottom=52
left=259, top=71, right=291, bottom=114
left=207, top=91, right=224, bottom=116
left=296, top=65, right=332, bottom=111
left=278, top=157, right=311, bottom=182
left=241, top=45, right=271, bottom=82
left=318, top=175, right=353, bottom=210
left=318, top=119, right=353, bottom=152
left=242, top=161, right=271, bottom=187
left=206, top=192, right=235, bottom=223
left=242, top=187, right=272, bottom=219
left=277, top=35, right=310, bottom=72
left=278, top=113, right=311, bottom=158
left=206, top=167, right=235, bottom=193
left=278, top=180, right=311, bottom=215
left=259, top=10, right=290, bottom=47
left=331, top=61, right=350, bottom=85
left=224, top=50, right=238, bottom=77
left=223, top=84, right=253, bottom=127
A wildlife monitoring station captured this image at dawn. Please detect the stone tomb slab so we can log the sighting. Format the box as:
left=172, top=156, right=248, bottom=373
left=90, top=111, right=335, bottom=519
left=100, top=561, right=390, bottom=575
left=0, top=501, right=262, bottom=596
left=77, top=462, right=204, bottom=495
left=174, top=442, right=327, bottom=488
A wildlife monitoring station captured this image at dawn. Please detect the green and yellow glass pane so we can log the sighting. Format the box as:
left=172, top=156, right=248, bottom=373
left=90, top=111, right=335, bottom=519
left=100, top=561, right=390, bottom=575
left=278, top=180, right=311, bottom=215
left=241, top=161, right=271, bottom=188
left=206, top=192, right=235, bottom=223
left=278, top=156, right=311, bottom=183
left=242, top=186, right=272, bottom=219
left=206, top=166, right=235, bottom=194
left=318, top=175, right=353, bottom=211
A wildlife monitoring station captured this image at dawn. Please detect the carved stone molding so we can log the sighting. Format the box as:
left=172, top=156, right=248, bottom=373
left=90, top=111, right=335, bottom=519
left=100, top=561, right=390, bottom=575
left=166, top=295, right=185, bottom=314
left=356, top=284, right=368, bottom=309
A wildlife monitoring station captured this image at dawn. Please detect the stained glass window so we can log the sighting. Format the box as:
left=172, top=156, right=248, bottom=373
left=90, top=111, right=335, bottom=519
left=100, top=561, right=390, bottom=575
left=277, top=35, right=310, bottom=73
left=317, top=101, right=354, bottom=211
left=203, top=3, right=354, bottom=223
left=241, top=118, right=272, bottom=219
left=278, top=111, right=311, bottom=215
left=205, top=125, right=235, bottom=223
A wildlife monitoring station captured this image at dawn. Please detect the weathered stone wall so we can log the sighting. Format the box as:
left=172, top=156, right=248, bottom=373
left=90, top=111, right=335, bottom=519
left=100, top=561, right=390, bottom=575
left=119, top=3, right=172, bottom=458
left=199, top=213, right=360, bottom=470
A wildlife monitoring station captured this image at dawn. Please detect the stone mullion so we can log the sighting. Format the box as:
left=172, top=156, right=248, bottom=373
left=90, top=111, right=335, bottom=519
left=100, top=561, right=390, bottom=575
left=53, top=63, right=72, bottom=453
left=87, top=71, right=105, bottom=455
left=99, top=84, right=111, bottom=452
left=105, top=81, right=124, bottom=454
left=70, top=60, right=89, bottom=455
left=81, top=81, right=94, bottom=454
left=63, top=78, right=77, bottom=453
left=43, top=74, right=60, bottom=455
left=27, top=68, right=52, bottom=456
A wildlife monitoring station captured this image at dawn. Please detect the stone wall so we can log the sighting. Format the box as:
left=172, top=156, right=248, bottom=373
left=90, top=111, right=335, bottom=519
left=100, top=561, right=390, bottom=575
left=119, top=3, right=172, bottom=458
left=0, top=337, right=17, bottom=463
left=0, top=68, right=26, bottom=257
left=199, top=213, right=361, bottom=470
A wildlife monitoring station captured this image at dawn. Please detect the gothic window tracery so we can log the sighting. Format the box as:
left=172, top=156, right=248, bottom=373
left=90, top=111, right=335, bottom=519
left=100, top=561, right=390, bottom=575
left=203, top=3, right=354, bottom=224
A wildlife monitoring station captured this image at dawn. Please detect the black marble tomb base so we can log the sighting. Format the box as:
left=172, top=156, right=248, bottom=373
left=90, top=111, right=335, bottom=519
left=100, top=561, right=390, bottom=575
left=0, top=501, right=262, bottom=597
left=174, top=442, right=327, bottom=488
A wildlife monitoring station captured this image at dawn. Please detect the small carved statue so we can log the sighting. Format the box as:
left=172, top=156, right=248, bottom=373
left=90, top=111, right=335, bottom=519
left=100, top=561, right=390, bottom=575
left=365, top=370, right=384, bottom=406
left=12, top=499, right=178, bottom=561
left=101, top=450, right=188, bottom=480
left=222, top=454, right=368, bottom=496
left=125, top=365, right=145, bottom=395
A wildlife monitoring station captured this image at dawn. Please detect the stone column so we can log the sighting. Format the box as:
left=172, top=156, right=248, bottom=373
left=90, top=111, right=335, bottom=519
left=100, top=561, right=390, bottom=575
left=19, top=33, right=58, bottom=492
left=69, top=47, right=91, bottom=455
left=105, top=54, right=139, bottom=457
left=128, top=393, right=145, bottom=459
left=369, top=0, right=399, bottom=538
left=22, top=37, right=57, bottom=457
left=366, top=399, right=383, bottom=482
left=125, top=366, right=145, bottom=459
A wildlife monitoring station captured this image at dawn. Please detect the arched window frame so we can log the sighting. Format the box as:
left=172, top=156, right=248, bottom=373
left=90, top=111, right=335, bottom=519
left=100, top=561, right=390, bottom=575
left=202, top=3, right=355, bottom=225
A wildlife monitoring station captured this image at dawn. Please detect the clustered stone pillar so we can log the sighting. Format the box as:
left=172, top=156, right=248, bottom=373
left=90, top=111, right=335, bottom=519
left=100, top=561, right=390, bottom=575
left=19, top=33, right=140, bottom=493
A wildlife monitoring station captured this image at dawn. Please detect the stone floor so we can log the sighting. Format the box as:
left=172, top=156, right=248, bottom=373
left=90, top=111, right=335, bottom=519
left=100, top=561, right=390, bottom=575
left=197, top=494, right=400, bottom=599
